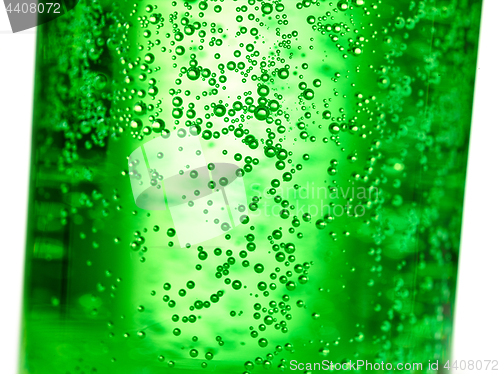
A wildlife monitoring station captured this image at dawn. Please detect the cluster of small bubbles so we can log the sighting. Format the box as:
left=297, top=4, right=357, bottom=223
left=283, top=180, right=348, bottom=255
left=65, top=0, right=473, bottom=369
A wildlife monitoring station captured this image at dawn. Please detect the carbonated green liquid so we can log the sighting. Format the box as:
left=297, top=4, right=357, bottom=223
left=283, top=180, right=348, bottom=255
left=21, top=0, right=482, bottom=373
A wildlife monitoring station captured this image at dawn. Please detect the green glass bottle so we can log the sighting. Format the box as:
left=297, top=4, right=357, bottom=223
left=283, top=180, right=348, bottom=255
left=20, top=0, right=482, bottom=373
